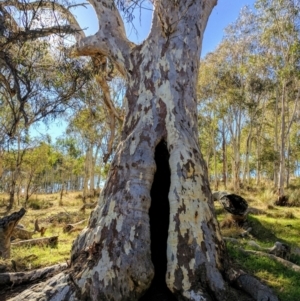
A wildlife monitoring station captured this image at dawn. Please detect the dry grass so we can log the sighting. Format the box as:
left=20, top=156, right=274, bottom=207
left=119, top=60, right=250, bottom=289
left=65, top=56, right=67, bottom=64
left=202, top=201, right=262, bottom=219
left=0, top=191, right=94, bottom=272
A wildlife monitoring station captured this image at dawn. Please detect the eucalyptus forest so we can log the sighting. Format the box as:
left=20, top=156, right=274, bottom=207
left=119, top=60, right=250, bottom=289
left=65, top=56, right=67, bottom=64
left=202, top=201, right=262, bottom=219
left=0, top=1, right=300, bottom=301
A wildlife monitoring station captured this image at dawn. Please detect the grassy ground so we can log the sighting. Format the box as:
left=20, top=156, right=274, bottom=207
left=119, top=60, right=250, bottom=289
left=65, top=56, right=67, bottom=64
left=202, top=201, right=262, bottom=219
left=0, top=181, right=300, bottom=300
left=0, top=192, right=92, bottom=272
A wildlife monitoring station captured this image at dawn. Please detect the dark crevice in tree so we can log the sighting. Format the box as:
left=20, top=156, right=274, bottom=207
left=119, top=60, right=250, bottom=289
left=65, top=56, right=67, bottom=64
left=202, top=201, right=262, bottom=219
left=140, top=140, right=177, bottom=301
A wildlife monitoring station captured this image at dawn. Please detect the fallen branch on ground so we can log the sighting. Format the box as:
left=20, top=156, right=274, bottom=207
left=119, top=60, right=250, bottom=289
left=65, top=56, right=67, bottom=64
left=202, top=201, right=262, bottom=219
left=63, top=219, right=87, bottom=233
left=11, top=236, right=58, bottom=247
left=80, top=202, right=96, bottom=213
left=0, top=263, right=67, bottom=286
left=247, top=240, right=291, bottom=259
left=240, top=249, right=300, bottom=272
left=11, top=227, right=33, bottom=240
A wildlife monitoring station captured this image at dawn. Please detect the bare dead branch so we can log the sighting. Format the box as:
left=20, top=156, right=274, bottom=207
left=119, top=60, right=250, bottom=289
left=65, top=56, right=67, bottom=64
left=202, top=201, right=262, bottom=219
left=1, top=0, right=84, bottom=40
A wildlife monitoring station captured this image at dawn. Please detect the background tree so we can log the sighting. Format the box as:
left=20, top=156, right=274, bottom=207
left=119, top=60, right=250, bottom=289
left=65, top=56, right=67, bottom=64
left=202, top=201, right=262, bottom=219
left=255, top=0, right=300, bottom=195
left=0, top=0, right=92, bottom=141
left=198, top=1, right=300, bottom=193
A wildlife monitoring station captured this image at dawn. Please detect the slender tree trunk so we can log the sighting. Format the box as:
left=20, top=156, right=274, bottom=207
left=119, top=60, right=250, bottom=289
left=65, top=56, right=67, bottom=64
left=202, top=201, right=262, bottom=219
left=59, top=181, right=65, bottom=205
left=82, top=144, right=92, bottom=202
left=8, top=176, right=17, bottom=210
left=213, top=134, right=218, bottom=190
left=8, top=134, right=24, bottom=210
left=231, top=138, right=240, bottom=192
left=278, top=84, right=286, bottom=196
left=243, top=127, right=252, bottom=184
left=273, top=90, right=279, bottom=188
left=286, top=137, right=290, bottom=188
left=221, top=121, right=227, bottom=189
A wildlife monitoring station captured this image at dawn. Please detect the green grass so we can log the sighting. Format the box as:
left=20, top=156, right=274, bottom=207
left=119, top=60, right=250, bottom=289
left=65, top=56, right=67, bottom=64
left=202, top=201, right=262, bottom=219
left=227, top=243, right=300, bottom=301
left=219, top=181, right=300, bottom=301
left=10, top=227, right=79, bottom=269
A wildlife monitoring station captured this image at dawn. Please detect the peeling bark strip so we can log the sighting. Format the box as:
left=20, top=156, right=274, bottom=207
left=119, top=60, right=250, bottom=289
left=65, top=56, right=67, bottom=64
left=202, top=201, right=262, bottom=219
left=6, top=1, right=276, bottom=301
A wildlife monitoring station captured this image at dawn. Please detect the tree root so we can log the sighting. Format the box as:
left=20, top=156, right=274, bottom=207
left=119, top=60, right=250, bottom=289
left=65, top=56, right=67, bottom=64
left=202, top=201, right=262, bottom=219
left=4, top=265, right=281, bottom=301
left=240, top=249, right=300, bottom=272
left=227, top=268, right=279, bottom=301
left=0, top=263, right=67, bottom=286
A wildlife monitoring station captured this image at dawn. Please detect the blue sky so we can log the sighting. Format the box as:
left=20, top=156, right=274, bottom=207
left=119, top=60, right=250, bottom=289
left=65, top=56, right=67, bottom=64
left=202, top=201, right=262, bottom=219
left=74, top=0, right=256, bottom=57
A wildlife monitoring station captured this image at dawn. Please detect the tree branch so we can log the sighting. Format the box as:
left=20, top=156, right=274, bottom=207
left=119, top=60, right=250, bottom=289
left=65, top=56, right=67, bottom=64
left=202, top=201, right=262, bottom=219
left=71, top=0, right=135, bottom=76
left=1, top=0, right=85, bottom=40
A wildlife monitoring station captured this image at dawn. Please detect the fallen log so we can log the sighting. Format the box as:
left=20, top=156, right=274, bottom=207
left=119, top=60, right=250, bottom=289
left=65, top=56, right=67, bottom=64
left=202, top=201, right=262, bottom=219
left=213, top=191, right=248, bottom=227
left=0, top=208, right=26, bottom=259
left=0, top=262, right=67, bottom=286
left=212, top=191, right=248, bottom=215
left=247, top=240, right=291, bottom=259
left=240, top=249, right=300, bottom=272
left=80, top=202, right=96, bottom=213
left=11, top=236, right=58, bottom=248
left=63, top=219, right=87, bottom=233
left=11, top=227, right=33, bottom=240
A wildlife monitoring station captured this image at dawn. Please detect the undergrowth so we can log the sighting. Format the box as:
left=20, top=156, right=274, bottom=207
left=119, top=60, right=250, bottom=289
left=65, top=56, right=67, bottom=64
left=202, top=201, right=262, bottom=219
left=219, top=180, right=300, bottom=301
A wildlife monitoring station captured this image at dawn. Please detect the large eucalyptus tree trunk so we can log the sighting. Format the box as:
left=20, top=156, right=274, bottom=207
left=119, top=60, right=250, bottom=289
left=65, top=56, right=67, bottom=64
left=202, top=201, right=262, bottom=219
left=9, top=1, right=278, bottom=301
left=68, top=2, right=227, bottom=299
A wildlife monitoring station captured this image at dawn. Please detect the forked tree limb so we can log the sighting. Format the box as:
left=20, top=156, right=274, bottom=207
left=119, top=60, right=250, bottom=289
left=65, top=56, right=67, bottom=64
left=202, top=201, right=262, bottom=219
left=0, top=263, right=67, bottom=286
left=71, top=0, right=135, bottom=76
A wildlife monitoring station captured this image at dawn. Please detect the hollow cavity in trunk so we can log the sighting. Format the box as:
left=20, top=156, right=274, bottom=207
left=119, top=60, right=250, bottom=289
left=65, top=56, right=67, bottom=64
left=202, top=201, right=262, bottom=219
left=140, top=140, right=177, bottom=300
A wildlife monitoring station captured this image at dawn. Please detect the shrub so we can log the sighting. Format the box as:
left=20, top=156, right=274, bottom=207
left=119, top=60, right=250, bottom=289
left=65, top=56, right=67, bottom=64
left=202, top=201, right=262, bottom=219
left=288, top=189, right=300, bottom=207
left=260, top=189, right=275, bottom=203
left=28, top=198, right=53, bottom=210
